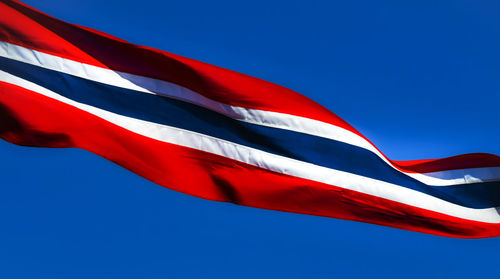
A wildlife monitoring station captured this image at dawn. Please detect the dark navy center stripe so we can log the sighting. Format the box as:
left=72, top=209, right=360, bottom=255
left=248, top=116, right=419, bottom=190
left=2, top=56, right=500, bottom=209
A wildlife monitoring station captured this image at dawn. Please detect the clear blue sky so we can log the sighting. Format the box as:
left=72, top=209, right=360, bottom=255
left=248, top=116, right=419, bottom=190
left=2, top=0, right=500, bottom=278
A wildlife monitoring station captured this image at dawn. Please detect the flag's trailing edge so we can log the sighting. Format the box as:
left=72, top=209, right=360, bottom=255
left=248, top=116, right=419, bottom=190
left=1, top=0, right=500, bottom=238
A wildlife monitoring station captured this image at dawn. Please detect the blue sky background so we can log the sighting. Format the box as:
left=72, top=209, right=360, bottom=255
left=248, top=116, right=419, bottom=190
left=1, top=0, right=500, bottom=278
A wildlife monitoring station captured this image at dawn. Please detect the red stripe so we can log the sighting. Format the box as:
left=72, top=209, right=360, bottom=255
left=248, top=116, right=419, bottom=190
left=0, top=0, right=358, bottom=135
left=1, top=80, right=500, bottom=238
left=393, top=154, right=500, bottom=173
left=3, top=0, right=500, bottom=175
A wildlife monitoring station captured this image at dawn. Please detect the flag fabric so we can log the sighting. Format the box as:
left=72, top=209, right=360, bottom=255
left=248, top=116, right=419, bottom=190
left=1, top=0, right=500, bottom=238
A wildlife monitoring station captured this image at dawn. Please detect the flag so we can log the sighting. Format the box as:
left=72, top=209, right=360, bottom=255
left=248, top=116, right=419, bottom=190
left=1, top=0, right=499, bottom=238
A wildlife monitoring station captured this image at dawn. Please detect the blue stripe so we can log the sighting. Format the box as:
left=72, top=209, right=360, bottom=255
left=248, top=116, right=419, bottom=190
left=2, top=56, right=499, bottom=209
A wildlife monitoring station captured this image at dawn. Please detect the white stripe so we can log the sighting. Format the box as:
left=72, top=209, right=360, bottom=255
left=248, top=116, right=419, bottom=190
left=1, top=41, right=499, bottom=186
left=1, top=69, right=499, bottom=224
left=423, top=167, right=500, bottom=183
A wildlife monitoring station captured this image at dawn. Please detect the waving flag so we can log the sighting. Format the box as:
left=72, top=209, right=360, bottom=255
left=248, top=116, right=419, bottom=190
left=1, top=0, right=499, bottom=238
